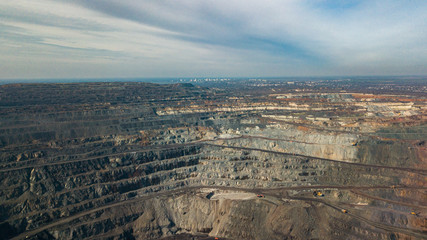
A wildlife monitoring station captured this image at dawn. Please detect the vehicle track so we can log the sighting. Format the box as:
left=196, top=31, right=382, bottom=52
left=289, top=196, right=427, bottom=239
left=0, top=143, right=202, bottom=173
left=0, top=137, right=246, bottom=172
left=204, top=143, right=427, bottom=175
left=10, top=185, right=427, bottom=240
left=350, top=189, right=427, bottom=209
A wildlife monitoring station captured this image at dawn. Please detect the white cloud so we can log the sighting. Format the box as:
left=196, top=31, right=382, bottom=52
left=0, top=0, right=426, bottom=78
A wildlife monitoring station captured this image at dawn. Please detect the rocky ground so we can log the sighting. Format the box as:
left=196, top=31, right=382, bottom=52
left=0, top=80, right=426, bottom=239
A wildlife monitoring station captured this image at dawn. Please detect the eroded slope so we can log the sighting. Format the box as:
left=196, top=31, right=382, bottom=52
left=0, top=82, right=426, bottom=240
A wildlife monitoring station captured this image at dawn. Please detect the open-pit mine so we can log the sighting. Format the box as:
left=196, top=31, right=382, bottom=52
left=0, top=78, right=426, bottom=240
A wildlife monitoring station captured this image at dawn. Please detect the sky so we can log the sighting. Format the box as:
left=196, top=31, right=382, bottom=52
left=1, top=0, right=427, bottom=79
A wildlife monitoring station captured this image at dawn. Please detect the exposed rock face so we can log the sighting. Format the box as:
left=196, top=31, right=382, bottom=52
left=0, top=82, right=426, bottom=240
